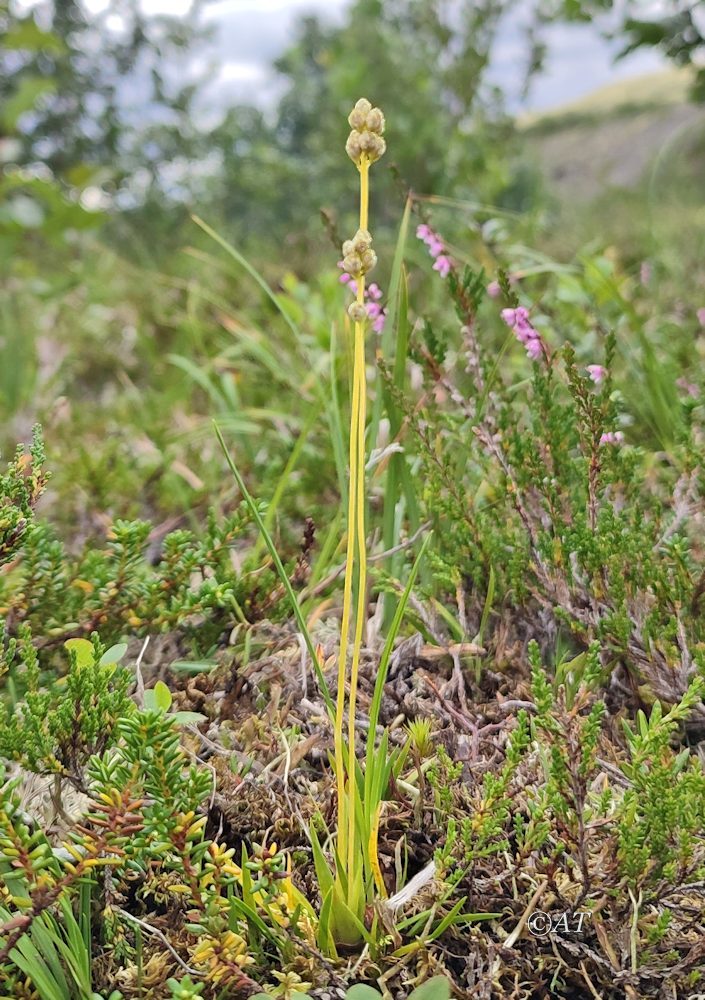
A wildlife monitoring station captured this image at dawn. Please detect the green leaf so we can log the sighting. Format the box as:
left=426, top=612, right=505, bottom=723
left=317, top=885, right=338, bottom=959
left=99, top=643, right=127, bottom=666
left=346, top=987, right=382, bottom=1000
left=153, top=681, right=172, bottom=712
left=310, top=823, right=334, bottom=898
left=169, top=659, right=217, bottom=673
left=10, top=931, right=70, bottom=1000
left=255, top=406, right=317, bottom=557
left=4, top=20, right=65, bottom=54
left=228, top=897, right=278, bottom=944
left=171, top=710, right=207, bottom=725
left=409, top=977, right=452, bottom=1000
left=144, top=681, right=172, bottom=713
left=64, top=638, right=94, bottom=669
left=330, top=878, right=370, bottom=947
left=427, top=896, right=468, bottom=942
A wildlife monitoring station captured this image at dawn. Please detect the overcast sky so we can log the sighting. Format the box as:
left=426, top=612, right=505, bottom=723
left=27, top=0, right=667, bottom=113
left=191, top=0, right=665, bottom=113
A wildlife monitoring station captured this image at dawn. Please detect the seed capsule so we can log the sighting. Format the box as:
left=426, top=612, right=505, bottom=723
left=342, top=252, right=363, bottom=275
left=352, top=229, right=371, bottom=253
left=361, top=249, right=377, bottom=273
left=366, top=108, right=385, bottom=134
left=346, top=131, right=362, bottom=162
left=348, top=302, right=368, bottom=323
left=348, top=98, right=372, bottom=130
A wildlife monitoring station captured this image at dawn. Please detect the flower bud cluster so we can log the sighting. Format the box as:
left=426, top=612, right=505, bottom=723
left=487, top=273, right=518, bottom=299
left=340, top=228, right=377, bottom=276
left=600, top=430, right=625, bottom=446
left=348, top=302, right=368, bottom=323
left=338, top=267, right=386, bottom=333
left=501, top=305, right=544, bottom=362
left=416, top=223, right=452, bottom=279
left=346, top=98, right=386, bottom=165
left=586, top=364, right=607, bottom=384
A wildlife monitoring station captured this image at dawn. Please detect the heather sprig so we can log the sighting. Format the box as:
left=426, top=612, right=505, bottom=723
left=404, top=281, right=704, bottom=711
left=500, top=303, right=547, bottom=361
left=4, top=505, right=254, bottom=651
left=0, top=629, right=131, bottom=783
left=0, top=426, right=48, bottom=568
left=0, top=707, right=265, bottom=990
left=416, top=223, right=453, bottom=278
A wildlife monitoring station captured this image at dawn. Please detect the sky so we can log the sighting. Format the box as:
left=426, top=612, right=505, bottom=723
left=199, top=0, right=349, bottom=109
left=191, top=0, right=666, bottom=114
left=19, top=0, right=668, bottom=114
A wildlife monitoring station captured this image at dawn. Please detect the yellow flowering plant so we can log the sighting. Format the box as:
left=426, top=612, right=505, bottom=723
left=308, top=99, right=429, bottom=956
left=216, top=98, right=429, bottom=957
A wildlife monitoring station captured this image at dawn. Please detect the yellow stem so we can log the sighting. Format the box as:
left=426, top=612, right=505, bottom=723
left=334, top=151, right=371, bottom=892
left=360, top=158, right=369, bottom=231
left=346, top=319, right=367, bottom=877
left=345, top=155, right=370, bottom=881
left=335, top=327, right=360, bottom=850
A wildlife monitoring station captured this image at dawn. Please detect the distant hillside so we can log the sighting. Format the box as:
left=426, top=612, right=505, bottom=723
left=521, top=69, right=705, bottom=201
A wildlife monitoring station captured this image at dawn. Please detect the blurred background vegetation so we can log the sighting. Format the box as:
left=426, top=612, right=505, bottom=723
left=1, top=0, right=704, bottom=540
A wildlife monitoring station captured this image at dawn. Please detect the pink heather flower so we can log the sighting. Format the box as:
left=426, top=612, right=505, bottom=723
left=416, top=223, right=454, bottom=276
left=676, top=376, right=699, bottom=398
left=640, top=261, right=652, bottom=286
left=339, top=262, right=386, bottom=330
left=514, top=322, right=537, bottom=346
left=502, top=306, right=535, bottom=340
left=600, top=431, right=625, bottom=446
left=525, top=338, right=542, bottom=361
left=417, top=223, right=443, bottom=250
left=697, top=308, right=705, bottom=326
left=586, top=364, right=607, bottom=384
left=367, top=299, right=386, bottom=333
left=500, top=307, right=520, bottom=326
left=501, top=304, right=543, bottom=361
left=371, top=311, right=386, bottom=334
left=487, top=280, right=501, bottom=299
left=433, top=255, right=452, bottom=278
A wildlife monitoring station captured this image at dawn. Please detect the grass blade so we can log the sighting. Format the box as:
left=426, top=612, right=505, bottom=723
left=367, top=531, right=431, bottom=744
left=215, top=421, right=334, bottom=717
left=192, top=215, right=300, bottom=342
left=251, top=407, right=318, bottom=560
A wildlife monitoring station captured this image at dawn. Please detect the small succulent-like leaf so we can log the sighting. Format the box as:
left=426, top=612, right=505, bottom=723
left=347, top=987, right=382, bottom=1000
left=409, top=976, right=452, bottom=1000
left=65, top=638, right=94, bottom=669
left=99, top=643, right=128, bottom=666
left=171, top=711, right=207, bottom=725
left=144, top=681, right=172, bottom=713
